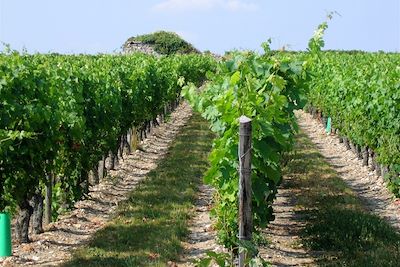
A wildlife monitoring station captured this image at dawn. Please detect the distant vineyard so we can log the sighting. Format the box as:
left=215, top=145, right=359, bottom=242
left=307, top=51, right=400, bottom=196
left=0, top=51, right=216, bottom=242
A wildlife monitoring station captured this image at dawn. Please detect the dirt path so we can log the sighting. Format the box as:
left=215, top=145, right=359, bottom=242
left=178, top=185, right=225, bottom=266
left=260, top=110, right=400, bottom=266
left=260, top=178, right=315, bottom=267
left=296, top=110, right=400, bottom=231
left=0, top=103, right=193, bottom=267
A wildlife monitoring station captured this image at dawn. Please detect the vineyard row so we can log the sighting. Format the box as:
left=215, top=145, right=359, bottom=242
left=0, top=52, right=216, bottom=242
left=307, top=51, right=400, bottom=197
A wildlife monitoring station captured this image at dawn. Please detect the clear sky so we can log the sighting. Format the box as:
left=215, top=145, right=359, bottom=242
left=0, top=0, right=399, bottom=54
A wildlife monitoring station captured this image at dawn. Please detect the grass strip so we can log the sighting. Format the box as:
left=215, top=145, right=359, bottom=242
left=284, top=131, right=400, bottom=266
left=64, top=113, right=214, bottom=267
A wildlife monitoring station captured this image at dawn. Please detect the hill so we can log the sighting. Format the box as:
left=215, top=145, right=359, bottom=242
left=123, top=31, right=199, bottom=55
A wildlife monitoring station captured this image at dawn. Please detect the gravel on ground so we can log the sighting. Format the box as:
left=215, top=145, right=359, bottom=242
left=296, top=110, right=400, bottom=231
left=0, top=102, right=193, bottom=267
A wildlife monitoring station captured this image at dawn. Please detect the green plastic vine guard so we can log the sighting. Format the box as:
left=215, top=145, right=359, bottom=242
left=325, top=117, right=332, bottom=135
left=0, top=213, right=12, bottom=257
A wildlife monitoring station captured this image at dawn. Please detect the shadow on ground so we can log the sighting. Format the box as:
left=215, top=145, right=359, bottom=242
left=283, top=132, right=400, bottom=266
left=63, top=113, right=214, bottom=267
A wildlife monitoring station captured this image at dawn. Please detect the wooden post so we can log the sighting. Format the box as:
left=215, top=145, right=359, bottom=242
left=370, top=151, right=376, bottom=171
left=119, top=136, right=124, bottom=159
left=343, top=137, right=351, bottom=150
left=124, top=133, right=131, bottom=154
left=31, top=189, right=44, bottom=234
left=131, top=128, right=139, bottom=151
left=98, top=155, right=106, bottom=181
left=362, top=147, right=369, bottom=166
left=44, top=172, right=53, bottom=225
left=356, top=145, right=363, bottom=160
left=376, top=162, right=382, bottom=176
left=109, top=151, right=115, bottom=170
left=92, top=163, right=100, bottom=185
left=238, top=116, right=252, bottom=267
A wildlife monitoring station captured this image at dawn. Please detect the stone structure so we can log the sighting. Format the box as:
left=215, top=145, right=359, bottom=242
left=122, top=40, right=159, bottom=55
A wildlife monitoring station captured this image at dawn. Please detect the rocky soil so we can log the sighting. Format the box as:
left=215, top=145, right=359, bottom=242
left=178, top=185, right=225, bottom=266
left=259, top=110, right=399, bottom=267
left=297, top=110, right=400, bottom=231
left=260, top=178, right=316, bottom=266
left=2, top=107, right=398, bottom=267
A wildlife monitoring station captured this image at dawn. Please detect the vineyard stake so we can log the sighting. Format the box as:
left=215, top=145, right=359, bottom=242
left=238, top=116, right=252, bottom=267
left=44, top=171, right=53, bottom=225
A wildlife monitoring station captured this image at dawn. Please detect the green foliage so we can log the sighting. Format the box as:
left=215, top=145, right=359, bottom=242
left=127, top=31, right=199, bottom=55
left=182, top=48, right=309, bottom=248
left=307, top=22, right=328, bottom=55
left=387, top=165, right=400, bottom=197
left=0, top=51, right=216, bottom=213
left=50, top=182, right=68, bottom=221
left=307, top=51, right=400, bottom=197
left=182, top=19, right=331, bottom=254
left=195, top=240, right=269, bottom=267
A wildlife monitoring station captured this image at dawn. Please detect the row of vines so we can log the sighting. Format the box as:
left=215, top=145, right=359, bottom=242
left=0, top=51, right=216, bottom=243
left=182, top=20, right=399, bottom=256
left=307, top=51, right=400, bottom=197
left=182, top=29, right=322, bottom=248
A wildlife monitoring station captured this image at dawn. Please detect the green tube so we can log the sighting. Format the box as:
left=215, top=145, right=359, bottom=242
left=325, top=117, right=332, bottom=135
left=0, top=212, right=12, bottom=257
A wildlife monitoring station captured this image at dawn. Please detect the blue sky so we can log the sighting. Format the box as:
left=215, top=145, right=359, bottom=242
left=0, top=0, right=399, bottom=54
